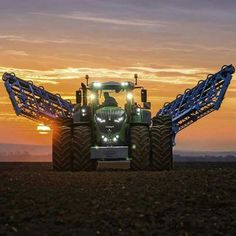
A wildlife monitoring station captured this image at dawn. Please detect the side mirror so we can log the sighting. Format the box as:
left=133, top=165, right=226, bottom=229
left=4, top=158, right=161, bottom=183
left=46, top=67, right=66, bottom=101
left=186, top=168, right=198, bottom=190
left=141, top=89, right=147, bottom=103
left=143, top=102, right=151, bottom=109
left=76, top=90, right=82, bottom=104
left=81, top=83, right=88, bottom=105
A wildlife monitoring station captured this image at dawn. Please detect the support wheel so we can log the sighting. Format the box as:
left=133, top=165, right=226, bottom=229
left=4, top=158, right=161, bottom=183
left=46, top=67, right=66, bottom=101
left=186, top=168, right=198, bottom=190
left=52, top=126, right=73, bottom=171
left=130, top=126, right=150, bottom=170
left=73, top=126, right=97, bottom=171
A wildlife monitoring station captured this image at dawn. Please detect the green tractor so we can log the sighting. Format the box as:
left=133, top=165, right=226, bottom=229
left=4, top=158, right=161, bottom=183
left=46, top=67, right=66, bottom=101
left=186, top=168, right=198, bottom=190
left=53, top=77, right=173, bottom=171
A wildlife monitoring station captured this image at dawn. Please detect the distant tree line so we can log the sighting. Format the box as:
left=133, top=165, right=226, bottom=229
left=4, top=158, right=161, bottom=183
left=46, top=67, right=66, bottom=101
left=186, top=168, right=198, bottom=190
left=174, top=154, right=236, bottom=162
left=0, top=151, right=31, bottom=157
left=0, top=151, right=51, bottom=162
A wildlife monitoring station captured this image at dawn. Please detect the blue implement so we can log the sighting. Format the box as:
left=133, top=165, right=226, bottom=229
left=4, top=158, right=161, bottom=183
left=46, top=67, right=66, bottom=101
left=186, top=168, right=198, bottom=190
left=2, top=72, right=73, bottom=124
left=2, top=65, right=234, bottom=133
left=156, top=65, right=235, bottom=135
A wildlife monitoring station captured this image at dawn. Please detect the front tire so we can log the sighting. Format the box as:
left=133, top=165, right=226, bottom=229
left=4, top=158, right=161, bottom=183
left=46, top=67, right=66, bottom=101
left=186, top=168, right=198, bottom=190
left=130, top=126, right=150, bottom=170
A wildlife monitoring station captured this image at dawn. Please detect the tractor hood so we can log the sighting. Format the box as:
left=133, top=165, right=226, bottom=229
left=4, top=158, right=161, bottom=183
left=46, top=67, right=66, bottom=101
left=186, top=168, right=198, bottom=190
left=95, top=107, right=127, bottom=145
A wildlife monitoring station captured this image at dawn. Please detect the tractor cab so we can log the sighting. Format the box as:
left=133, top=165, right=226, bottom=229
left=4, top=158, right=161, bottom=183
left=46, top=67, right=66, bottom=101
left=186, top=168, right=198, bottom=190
left=74, top=79, right=151, bottom=119
left=73, top=79, right=152, bottom=151
left=88, top=81, right=135, bottom=109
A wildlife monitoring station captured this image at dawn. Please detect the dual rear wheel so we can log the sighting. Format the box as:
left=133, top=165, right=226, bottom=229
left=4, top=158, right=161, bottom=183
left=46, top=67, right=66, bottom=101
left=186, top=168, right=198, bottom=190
left=130, top=115, right=173, bottom=171
left=52, top=125, right=97, bottom=171
left=151, top=116, right=173, bottom=170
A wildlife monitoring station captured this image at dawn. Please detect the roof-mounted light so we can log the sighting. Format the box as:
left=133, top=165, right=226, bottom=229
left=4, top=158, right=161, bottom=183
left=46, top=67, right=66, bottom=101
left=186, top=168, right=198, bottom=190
left=121, top=82, right=129, bottom=87
left=93, top=82, right=102, bottom=88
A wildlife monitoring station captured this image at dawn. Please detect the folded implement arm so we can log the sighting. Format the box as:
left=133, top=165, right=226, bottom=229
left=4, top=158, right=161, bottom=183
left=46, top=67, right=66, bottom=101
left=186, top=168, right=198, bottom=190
left=2, top=73, right=73, bottom=124
left=155, top=65, right=235, bottom=136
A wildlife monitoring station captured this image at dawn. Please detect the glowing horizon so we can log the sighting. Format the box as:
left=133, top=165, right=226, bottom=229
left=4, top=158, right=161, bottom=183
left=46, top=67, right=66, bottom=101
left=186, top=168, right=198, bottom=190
left=0, top=0, right=235, bottom=151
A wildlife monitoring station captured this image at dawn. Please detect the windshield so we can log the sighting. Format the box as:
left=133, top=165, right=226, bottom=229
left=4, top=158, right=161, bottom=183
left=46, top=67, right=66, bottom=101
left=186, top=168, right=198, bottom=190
left=90, top=89, right=130, bottom=108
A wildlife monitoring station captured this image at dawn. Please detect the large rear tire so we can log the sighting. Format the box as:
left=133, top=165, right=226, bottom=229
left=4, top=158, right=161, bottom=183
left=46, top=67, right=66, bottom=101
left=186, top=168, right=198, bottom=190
left=73, top=126, right=97, bottom=171
left=151, top=116, right=173, bottom=171
left=153, top=115, right=172, bottom=127
left=52, top=126, right=73, bottom=171
left=130, top=126, right=150, bottom=170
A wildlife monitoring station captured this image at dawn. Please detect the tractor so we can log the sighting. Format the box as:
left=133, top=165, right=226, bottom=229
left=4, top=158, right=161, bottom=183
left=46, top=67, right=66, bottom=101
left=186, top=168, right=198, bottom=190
left=2, top=65, right=235, bottom=171
left=53, top=78, right=173, bottom=171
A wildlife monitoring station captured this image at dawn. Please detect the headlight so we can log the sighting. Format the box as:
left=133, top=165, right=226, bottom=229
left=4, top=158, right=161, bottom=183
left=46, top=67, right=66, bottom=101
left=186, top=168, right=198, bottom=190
left=114, top=116, right=124, bottom=123
left=101, top=135, right=119, bottom=143
left=96, top=117, right=106, bottom=123
left=127, top=92, right=133, bottom=100
left=136, top=108, right=141, bottom=115
left=81, top=108, right=87, bottom=117
left=90, top=93, right=96, bottom=100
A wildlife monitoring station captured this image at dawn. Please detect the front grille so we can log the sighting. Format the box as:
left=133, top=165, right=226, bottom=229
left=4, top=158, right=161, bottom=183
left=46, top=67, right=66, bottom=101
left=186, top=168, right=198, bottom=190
left=95, top=108, right=126, bottom=133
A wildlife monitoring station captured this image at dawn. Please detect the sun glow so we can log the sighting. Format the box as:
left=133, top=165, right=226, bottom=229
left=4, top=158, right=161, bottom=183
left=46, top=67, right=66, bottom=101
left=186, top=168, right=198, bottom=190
left=37, top=124, right=51, bottom=134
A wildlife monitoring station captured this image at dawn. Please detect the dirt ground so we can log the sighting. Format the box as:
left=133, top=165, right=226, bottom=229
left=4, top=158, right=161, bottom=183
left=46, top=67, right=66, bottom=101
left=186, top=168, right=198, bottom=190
left=0, top=162, right=236, bottom=236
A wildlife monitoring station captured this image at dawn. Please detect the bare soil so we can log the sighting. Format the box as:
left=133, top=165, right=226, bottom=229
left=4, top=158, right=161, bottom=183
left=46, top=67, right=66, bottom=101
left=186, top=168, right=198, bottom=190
left=0, top=162, right=236, bottom=235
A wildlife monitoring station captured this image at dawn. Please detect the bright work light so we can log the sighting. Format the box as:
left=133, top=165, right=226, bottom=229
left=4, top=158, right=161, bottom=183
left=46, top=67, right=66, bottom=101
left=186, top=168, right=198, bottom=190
left=90, top=93, right=96, bottom=100
left=121, top=82, right=128, bottom=86
left=93, top=82, right=102, bottom=88
left=127, top=92, right=133, bottom=100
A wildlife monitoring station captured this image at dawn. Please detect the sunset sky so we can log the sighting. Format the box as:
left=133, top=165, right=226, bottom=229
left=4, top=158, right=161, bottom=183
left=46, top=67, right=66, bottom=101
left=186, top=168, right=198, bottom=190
left=0, top=0, right=235, bottom=151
